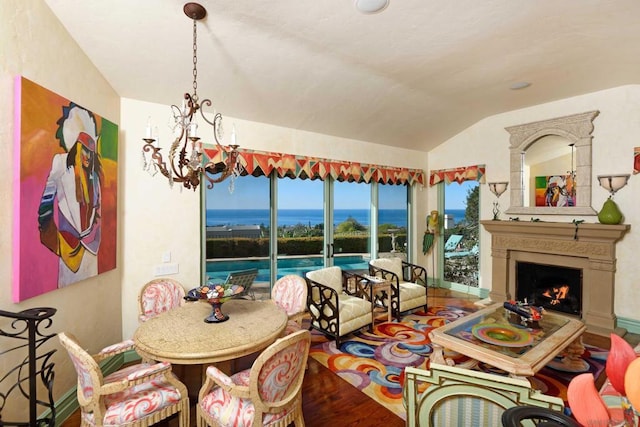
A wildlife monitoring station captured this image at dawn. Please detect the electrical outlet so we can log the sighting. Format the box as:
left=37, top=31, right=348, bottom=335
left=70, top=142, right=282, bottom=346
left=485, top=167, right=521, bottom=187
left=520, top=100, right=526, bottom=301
left=162, top=251, right=171, bottom=263
left=153, top=263, right=179, bottom=276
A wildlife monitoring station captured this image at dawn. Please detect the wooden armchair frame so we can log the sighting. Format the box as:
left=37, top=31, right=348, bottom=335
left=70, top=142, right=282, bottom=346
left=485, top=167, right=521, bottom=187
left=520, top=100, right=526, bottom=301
left=59, top=332, right=189, bottom=427
left=305, top=267, right=372, bottom=346
left=369, top=259, right=428, bottom=320
left=197, top=330, right=310, bottom=427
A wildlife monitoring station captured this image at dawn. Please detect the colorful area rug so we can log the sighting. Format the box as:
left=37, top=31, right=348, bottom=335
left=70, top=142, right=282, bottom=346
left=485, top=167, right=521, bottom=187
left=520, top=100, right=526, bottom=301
left=309, top=303, right=607, bottom=420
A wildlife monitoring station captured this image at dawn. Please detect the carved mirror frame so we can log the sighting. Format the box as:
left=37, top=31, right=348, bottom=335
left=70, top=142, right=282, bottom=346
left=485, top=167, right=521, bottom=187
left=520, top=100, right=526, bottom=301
left=504, top=111, right=599, bottom=216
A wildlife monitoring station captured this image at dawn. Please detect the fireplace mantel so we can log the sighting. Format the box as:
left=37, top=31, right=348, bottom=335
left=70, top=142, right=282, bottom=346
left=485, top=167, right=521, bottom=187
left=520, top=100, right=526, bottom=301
left=481, top=220, right=630, bottom=335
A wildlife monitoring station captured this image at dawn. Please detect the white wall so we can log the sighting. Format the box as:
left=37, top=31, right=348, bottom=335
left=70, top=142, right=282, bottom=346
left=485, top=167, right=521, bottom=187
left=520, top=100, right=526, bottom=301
left=430, top=85, right=640, bottom=321
left=0, top=0, right=121, bottom=420
left=119, top=97, right=429, bottom=338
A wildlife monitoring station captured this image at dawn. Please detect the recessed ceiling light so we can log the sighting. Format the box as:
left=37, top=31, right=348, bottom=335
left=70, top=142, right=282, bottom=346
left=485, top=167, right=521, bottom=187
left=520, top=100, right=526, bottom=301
left=510, top=82, right=531, bottom=90
left=355, top=0, right=389, bottom=14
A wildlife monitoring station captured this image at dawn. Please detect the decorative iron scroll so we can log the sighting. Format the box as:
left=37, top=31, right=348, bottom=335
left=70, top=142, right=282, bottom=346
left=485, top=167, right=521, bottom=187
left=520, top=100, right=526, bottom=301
left=0, top=307, right=56, bottom=427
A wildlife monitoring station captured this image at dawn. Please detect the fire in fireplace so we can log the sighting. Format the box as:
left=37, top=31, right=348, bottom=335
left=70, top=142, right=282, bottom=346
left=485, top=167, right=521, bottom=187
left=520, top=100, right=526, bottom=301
left=516, top=262, right=582, bottom=316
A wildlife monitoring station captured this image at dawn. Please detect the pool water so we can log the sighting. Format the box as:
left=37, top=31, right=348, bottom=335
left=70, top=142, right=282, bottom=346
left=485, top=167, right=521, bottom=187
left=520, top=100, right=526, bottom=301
left=206, top=255, right=370, bottom=283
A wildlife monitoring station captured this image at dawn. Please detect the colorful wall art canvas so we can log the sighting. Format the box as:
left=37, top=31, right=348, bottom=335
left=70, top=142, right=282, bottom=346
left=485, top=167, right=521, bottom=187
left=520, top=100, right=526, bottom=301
left=634, top=147, right=640, bottom=174
left=534, top=174, right=575, bottom=207
left=12, top=77, right=118, bottom=302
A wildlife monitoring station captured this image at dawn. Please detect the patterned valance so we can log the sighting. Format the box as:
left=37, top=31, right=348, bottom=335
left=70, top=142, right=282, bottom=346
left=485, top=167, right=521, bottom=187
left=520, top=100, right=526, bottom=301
left=203, top=146, right=426, bottom=186
left=429, top=164, right=486, bottom=186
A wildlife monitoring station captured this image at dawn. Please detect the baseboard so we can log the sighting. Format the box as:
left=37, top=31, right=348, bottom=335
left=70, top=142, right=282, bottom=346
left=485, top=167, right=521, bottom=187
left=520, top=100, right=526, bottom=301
left=50, top=349, right=140, bottom=426
left=616, top=316, right=640, bottom=335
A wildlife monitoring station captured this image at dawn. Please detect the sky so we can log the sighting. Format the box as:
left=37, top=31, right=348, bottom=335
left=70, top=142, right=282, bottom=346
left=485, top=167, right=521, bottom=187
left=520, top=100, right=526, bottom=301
left=206, top=176, right=477, bottom=210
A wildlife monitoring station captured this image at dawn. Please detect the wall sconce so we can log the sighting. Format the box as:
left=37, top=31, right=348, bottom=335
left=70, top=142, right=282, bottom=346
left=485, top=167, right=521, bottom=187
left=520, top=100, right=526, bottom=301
left=596, top=174, right=630, bottom=224
left=488, top=182, right=509, bottom=220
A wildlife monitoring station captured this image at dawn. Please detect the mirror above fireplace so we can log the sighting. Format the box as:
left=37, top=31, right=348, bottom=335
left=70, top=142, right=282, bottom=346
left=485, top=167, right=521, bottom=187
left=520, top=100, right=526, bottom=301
left=505, top=111, right=600, bottom=216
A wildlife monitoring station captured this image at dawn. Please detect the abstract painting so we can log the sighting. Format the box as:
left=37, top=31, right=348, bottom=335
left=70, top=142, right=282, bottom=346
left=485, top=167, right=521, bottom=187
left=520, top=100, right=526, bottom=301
left=634, top=147, right=640, bottom=174
left=12, top=77, right=118, bottom=302
left=534, top=174, right=575, bottom=207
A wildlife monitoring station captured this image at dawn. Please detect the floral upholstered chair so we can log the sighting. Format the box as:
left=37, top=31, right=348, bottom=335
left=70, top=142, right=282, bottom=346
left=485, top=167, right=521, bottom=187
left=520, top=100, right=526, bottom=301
left=369, top=257, right=427, bottom=320
left=305, top=266, right=373, bottom=345
left=272, top=275, right=308, bottom=334
left=58, top=332, right=189, bottom=427
left=197, top=329, right=311, bottom=427
left=138, top=278, right=186, bottom=322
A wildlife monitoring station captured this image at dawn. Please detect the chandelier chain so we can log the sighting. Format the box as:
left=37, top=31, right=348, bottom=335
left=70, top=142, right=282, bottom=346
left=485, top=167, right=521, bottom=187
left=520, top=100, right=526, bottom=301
left=192, top=17, right=198, bottom=100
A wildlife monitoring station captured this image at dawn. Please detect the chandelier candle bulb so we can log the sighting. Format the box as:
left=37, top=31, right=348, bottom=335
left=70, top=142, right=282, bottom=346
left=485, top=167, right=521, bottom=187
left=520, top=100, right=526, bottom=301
left=145, top=117, right=152, bottom=139
left=232, top=125, right=237, bottom=145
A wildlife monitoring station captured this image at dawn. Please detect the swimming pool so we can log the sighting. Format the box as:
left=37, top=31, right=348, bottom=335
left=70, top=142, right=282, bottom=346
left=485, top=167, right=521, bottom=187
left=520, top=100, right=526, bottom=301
left=206, top=255, right=370, bottom=282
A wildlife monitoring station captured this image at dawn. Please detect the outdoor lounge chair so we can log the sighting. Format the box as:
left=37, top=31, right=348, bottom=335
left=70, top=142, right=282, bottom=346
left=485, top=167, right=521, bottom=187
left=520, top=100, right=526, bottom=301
left=225, top=268, right=259, bottom=300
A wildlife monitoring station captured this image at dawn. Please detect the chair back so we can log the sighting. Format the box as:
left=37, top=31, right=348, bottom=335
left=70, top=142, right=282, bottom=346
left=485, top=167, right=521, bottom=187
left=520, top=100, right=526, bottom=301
left=58, top=332, right=103, bottom=410
left=226, top=269, right=258, bottom=298
left=272, top=275, right=307, bottom=318
left=138, top=278, right=186, bottom=322
left=306, top=266, right=343, bottom=293
left=251, top=329, right=311, bottom=412
left=370, top=258, right=403, bottom=280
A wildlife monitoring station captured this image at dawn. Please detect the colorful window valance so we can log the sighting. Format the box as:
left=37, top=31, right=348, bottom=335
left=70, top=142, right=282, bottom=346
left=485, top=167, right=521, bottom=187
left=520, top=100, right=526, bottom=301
left=203, top=146, right=426, bottom=186
left=429, top=164, right=486, bottom=186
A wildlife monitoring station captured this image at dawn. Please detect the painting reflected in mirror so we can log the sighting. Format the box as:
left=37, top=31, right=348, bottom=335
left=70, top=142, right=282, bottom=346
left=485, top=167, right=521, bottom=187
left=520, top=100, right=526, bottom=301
left=505, top=111, right=599, bottom=216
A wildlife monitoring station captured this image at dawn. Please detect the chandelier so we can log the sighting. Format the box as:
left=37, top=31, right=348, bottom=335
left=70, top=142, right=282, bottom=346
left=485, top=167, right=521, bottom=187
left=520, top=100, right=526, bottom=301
left=142, top=2, right=240, bottom=191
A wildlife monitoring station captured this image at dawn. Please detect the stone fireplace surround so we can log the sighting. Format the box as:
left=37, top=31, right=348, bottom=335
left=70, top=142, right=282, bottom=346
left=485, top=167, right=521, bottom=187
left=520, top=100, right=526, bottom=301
left=481, top=220, right=630, bottom=336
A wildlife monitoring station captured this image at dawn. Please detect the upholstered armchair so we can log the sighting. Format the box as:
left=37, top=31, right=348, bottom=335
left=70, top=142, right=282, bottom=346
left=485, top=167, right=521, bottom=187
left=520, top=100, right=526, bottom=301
left=403, top=364, right=565, bottom=427
left=369, top=257, right=427, bottom=320
left=197, top=329, right=311, bottom=427
left=138, top=277, right=186, bottom=322
left=305, top=266, right=373, bottom=345
left=58, top=332, right=189, bottom=427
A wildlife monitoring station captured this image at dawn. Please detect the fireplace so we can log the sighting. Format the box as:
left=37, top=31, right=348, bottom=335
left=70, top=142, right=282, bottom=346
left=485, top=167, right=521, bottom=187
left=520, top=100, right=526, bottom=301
left=481, top=220, right=629, bottom=336
left=516, top=261, right=582, bottom=316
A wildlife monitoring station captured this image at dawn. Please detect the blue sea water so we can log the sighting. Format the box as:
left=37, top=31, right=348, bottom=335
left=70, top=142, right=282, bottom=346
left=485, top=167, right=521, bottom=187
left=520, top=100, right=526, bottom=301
left=206, top=208, right=466, bottom=227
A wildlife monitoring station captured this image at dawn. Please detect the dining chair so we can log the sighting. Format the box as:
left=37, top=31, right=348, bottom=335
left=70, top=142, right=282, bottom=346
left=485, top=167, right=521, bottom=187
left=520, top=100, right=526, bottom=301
left=197, top=329, right=311, bottom=427
left=58, top=332, right=189, bottom=427
left=272, top=275, right=308, bottom=334
left=138, top=277, right=186, bottom=322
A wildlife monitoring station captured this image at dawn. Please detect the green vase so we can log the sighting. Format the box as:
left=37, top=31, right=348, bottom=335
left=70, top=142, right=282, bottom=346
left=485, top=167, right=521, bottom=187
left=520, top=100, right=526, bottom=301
left=597, top=198, right=623, bottom=224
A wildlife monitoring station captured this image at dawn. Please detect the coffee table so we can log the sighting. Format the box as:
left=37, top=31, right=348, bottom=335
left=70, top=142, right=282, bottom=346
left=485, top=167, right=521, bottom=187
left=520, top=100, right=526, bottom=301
left=429, top=303, right=586, bottom=378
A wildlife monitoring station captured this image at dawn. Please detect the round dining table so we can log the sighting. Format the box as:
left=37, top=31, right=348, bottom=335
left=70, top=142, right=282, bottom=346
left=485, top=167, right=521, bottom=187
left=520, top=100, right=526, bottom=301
left=133, top=298, right=288, bottom=367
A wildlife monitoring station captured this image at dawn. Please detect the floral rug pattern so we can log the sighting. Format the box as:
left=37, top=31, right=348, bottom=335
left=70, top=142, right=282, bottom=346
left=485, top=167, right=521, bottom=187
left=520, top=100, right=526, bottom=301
left=309, top=303, right=607, bottom=420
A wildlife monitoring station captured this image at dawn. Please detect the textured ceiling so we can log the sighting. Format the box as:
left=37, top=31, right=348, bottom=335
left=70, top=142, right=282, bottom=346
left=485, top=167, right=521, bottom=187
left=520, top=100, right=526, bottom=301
left=44, top=0, right=640, bottom=152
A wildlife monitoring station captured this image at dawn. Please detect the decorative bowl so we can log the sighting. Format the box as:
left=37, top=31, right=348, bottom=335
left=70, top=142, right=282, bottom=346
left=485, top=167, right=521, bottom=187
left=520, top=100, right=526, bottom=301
left=185, top=281, right=245, bottom=323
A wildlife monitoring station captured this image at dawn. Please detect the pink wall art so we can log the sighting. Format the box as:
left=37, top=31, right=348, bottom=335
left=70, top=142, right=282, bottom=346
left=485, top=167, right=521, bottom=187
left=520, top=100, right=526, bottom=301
left=12, top=77, right=118, bottom=302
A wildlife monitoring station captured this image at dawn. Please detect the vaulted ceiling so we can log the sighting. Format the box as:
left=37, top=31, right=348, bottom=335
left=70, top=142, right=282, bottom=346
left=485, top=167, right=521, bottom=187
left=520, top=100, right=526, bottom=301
left=44, top=0, right=640, bottom=152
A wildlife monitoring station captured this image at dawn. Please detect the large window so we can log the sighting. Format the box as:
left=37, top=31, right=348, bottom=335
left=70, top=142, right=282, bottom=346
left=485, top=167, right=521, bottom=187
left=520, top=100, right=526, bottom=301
left=442, top=180, right=479, bottom=289
left=204, top=175, right=412, bottom=294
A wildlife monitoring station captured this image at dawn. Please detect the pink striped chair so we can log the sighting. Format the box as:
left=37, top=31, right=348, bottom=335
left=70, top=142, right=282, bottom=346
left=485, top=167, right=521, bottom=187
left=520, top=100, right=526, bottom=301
left=197, top=329, right=311, bottom=427
left=272, top=275, right=308, bottom=335
left=58, top=332, right=189, bottom=427
left=138, top=278, right=186, bottom=322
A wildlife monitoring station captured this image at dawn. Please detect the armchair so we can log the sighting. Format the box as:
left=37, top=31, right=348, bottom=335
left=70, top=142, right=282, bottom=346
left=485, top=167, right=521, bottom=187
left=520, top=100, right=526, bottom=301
left=197, top=329, right=311, bottom=427
left=58, top=332, right=189, bottom=427
left=404, top=364, right=564, bottom=427
left=369, top=257, right=427, bottom=320
left=305, top=266, right=373, bottom=346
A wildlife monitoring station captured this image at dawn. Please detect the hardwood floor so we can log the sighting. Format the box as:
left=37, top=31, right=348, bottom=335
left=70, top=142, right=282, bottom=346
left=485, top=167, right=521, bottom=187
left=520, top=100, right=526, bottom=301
left=60, top=288, right=631, bottom=427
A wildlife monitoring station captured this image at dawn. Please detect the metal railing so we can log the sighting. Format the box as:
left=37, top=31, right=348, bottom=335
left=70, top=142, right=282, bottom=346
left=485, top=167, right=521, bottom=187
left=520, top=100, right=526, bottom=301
left=0, top=307, right=56, bottom=427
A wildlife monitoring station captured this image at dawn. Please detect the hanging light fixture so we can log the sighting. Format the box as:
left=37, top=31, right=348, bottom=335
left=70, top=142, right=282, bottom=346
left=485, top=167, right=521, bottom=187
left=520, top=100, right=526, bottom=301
left=142, top=2, right=240, bottom=191
left=488, top=182, right=509, bottom=220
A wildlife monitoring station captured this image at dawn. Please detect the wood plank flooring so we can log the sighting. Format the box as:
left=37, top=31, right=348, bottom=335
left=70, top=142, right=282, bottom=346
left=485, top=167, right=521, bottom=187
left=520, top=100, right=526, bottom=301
left=60, top=288, right=626, bottom=427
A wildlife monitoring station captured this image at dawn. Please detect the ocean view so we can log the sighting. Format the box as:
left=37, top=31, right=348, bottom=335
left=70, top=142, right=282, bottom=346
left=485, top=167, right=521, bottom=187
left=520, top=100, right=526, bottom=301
left=206, top=209, right=466, bottom=227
